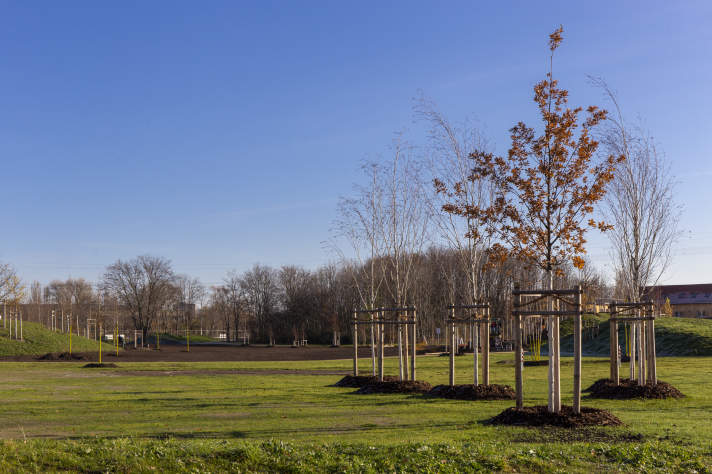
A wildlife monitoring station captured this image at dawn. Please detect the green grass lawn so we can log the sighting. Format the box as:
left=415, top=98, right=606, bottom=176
left=0, top=353, right=711, bottom=472
left=0, top=321, right=115, bottom=356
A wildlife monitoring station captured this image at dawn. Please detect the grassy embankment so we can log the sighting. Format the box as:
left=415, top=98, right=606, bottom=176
left=0, top=321, right=114, bottom=357
left=0, top=351, right=711, bottom=472
left=559, top=314, right=712, bottom=356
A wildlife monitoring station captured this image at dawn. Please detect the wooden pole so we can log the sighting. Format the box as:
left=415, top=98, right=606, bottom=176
left=514, top=283, right=523, bottom=409
left=648, top=303, right=657, bottom=385
left=410, top=309, right=416, bottom=381
left=353, top=311, right=358, bottom=377
left=449, top=307, right=455, bottom=386
left=554, top=305, right=561, bottom=413
left=609, top=302, right=616, bottom=382
left=473, top=316, right=479, bottom=386
left=640, top=319, right=646, bottom=384
left=611, top=307, right=619, bottom=385
left=397, top=324, right=404, bottom=381
left=483, top=306, right=490, bottom=386
left=573, top=285, right=582, bottom=414
left=633, top=321, right=645, bottom=385
left=370, top=312, right=376, bottom=376
left=378, top=310, right=384, bottom=382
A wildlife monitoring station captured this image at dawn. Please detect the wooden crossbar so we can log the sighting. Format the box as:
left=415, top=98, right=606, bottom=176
left=513, top=310, right=579, bottom=316
left=513, top=288, right=581, bottom=296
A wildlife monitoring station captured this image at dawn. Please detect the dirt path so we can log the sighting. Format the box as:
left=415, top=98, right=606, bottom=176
left=2, top=344, right=398, bottom=363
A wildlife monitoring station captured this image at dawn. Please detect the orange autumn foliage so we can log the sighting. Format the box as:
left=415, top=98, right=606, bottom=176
left=438, top=26, right=623, bottom=276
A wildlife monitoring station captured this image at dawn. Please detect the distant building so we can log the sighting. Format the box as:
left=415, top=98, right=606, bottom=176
left=648, top=284, right=712, bottom=318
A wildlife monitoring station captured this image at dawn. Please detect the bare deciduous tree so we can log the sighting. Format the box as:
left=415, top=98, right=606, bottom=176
left=593, top=78, right=681, bottom=302
left=101, top=255, right=175, bottom=340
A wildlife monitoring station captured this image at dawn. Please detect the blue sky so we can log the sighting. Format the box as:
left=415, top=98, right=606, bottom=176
left=1, top=1, right=710, bottom=287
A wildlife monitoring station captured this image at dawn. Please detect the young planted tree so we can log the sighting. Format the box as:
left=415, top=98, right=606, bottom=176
left=446, top=27, right=621, bottom=413
left=333, top=161, right=386, bottom=375
left=380, top=139, right=430, bottom=380
left=592, top=78, right=680, bottom=304
left=419, top=95, right=495, bottom=383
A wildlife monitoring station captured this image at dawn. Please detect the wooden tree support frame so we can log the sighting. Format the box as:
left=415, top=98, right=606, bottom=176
left=513, top=284, right=583, bottom=414
left=608, top=301, right=656, bottom=387
left=352, top=307, right=417, bottom=382
left=445, top=303, right=492, bottom=387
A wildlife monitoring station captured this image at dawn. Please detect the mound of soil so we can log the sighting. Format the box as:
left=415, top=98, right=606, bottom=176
left=333, top=375, right=400, bottom=387
left=36, top=352, right=87, bottom=361
left=355, top=380, right=433, bottom=394
left=82, top=363, right=118, bottom=368
left=488, top=405, right=622, bottom=428
left=584, top=378, right=684, bottom=399
left=428, top=384, right=515, bottom=400
left=524, top=360, right=548, bottom=367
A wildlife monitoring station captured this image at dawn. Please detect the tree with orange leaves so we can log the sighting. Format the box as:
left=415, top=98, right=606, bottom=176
left=438, top=26, right=622, bottom=413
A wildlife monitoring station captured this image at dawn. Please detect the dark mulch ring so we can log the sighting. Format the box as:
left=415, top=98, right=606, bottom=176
left=524, top=360, right=548, bottom=366
left=332, top=375, right=399, bottom=387
left=355, top=380, right=433, bottom=394
left=82, top=363, right=118, bottom=368
left=37, top=352, right=87, bottom=361
left=584, top=378, right=685, bottom=399
left=487, top=405, right=623, bottom=428
left=427, top=384, right=516, bottom=400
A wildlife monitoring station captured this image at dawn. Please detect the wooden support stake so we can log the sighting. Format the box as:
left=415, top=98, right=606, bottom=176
left=573, top=285, right=582, bottom=414
left=514, top=284, right=523, bottom=409
left=473, top=318, right=479, bottom=386
left=353, top=311, right=358, bottom=377
left=636, top=322, right=644, bottom=386
left=640, top=320, right=646, bottom=385
left=378, top=311, right=384, bottom=382
left=648, top=304, right=657, bottom=384
left=554, top=314, right=561, bottom=413
left=610, top=307, right=619, bottom=385
left=449, top=307, right=455, bottom=386
left=410, top=309, right=416, bottom=381
left=370, top=312, right=376, bottom=377
left=483, top=306, right=490, bottom=386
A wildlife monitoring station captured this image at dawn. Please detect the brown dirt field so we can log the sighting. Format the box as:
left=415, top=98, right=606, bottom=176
left=2, top=345, right=399, bottom=363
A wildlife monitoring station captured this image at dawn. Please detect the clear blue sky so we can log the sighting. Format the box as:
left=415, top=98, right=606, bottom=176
left=1, top=1, right=710, bottom=287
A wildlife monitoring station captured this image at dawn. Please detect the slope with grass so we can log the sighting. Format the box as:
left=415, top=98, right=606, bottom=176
left=0, top=321, right=115, bottom=356
left=559, top=315, right=712, bottom=356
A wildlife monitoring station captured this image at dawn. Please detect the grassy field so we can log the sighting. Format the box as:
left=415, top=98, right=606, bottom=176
left=0, top=352, right=711, bottom=472
left=0, top=321, right=114, bottom=356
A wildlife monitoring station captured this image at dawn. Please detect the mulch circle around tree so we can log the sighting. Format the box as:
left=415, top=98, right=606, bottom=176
left=584, top=378, right=684, bottom=399
left=427, top=384, right=516, bottom=400
left=82, top=363, right=118, bottom=368
left=333, top=375, right=400, bottom=387
left=524, top=360, right=548, bottom=367
left=36, top=352, right=87, bottom=361
left=355, top=379, right=433, bottom=394
left=487, top=405, right=622, bottom=428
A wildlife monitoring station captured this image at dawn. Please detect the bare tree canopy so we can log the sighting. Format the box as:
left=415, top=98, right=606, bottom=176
left=593, top=78, right=681, bottom=302
left=101, top=255, right=175, bottom=339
